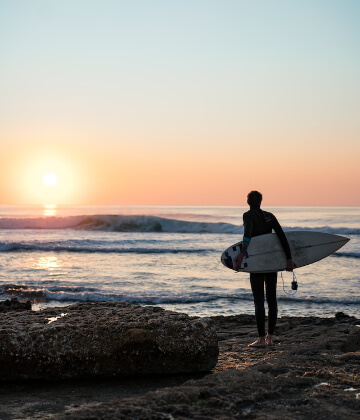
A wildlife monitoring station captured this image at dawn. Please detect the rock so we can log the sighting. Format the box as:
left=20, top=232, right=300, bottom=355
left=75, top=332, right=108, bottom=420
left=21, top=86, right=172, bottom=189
left=0, top=302, right=218, bottom=380
left=335, top=311, right=351, bottom=320
left=57, top=313, right=360, bottom=420
left=0, top=297, right=31, bottom=312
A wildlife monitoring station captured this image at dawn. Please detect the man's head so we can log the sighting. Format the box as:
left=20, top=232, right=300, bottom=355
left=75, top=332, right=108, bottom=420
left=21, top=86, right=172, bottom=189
left=247, top=191, right=262, bottom=208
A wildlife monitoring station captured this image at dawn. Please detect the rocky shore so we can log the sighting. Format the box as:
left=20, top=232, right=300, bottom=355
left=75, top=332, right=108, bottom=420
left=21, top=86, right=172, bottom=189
left=0, top=304, right=359, bottom=419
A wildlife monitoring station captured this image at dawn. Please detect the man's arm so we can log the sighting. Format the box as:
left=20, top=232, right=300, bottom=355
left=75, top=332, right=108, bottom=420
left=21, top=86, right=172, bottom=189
left=235, top=214, right=252, bottom=271
left=272, top=216, right=295, bottom=271
left=241, top=213, right=252, bottom=255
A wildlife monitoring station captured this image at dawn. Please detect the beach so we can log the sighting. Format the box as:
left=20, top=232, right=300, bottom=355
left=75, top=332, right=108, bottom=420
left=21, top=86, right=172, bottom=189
left=0, top=303, right=359, bottom=419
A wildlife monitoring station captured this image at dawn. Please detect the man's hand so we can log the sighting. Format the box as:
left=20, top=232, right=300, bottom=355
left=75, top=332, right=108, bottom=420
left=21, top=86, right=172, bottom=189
left=235, top=253, right=245, bottom=271
left=286, top=259, right=296, bottom=271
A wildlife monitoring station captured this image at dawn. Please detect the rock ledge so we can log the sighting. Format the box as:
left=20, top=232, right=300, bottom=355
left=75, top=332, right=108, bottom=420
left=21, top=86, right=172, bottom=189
left=0, top=302, right=218, bottom=380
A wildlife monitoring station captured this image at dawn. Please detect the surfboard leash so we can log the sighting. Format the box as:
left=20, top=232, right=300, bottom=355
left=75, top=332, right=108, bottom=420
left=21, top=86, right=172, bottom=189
left=281, top=271, right=298, bottom=296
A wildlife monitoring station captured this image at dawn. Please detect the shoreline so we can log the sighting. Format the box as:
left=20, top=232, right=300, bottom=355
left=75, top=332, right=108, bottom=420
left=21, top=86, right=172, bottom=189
left=0, top=310, right=359, bottom=419
left=11, top=298, right=360, bottom=321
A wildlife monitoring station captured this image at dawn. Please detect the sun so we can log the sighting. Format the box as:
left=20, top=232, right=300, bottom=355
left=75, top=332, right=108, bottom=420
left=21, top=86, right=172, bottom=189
left=11, top=145, right=91, bottom=205
left=42, top=172, right=58, bottom=187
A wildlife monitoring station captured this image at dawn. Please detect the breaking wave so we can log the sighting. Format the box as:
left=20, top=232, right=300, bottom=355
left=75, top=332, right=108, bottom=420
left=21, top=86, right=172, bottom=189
left=0, top=284, right=250, bottom=305
left=0, top=241, right=212, bottom=254
left=2, top=283, right=359, bottom=306
left=0, top=214, right=358, bottom=235
left=0, top=215, right=240, bottom=234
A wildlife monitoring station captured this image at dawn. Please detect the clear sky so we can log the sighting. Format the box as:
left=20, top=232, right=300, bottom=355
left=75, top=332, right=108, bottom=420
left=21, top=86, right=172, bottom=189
left=1, top=0, right=359, bottom=206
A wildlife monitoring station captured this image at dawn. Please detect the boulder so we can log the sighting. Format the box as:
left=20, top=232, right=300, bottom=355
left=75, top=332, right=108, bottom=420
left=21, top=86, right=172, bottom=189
left=0, top=298, right=31, bottom=312
left=0, top=302, right=218, bottom=380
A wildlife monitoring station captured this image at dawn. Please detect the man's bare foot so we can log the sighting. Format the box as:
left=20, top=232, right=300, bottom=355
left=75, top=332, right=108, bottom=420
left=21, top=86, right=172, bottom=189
left=265, top=334, right=274, bottom=346
left=248, top=338, right=266, bottom=348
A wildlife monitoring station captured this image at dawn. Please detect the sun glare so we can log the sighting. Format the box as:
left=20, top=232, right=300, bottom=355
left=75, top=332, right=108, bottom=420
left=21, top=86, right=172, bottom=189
left=42, top=172, right=58, bottom=187
left=8, top=145, right=89, bottom=206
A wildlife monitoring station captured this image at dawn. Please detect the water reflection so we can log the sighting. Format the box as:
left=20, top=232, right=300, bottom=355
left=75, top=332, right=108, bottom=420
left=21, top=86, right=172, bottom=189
left=47, top=312, right=68, bottom=324
left=36, top=256, right=61, bottom=271
left=43, top=204, right=57, bottom=217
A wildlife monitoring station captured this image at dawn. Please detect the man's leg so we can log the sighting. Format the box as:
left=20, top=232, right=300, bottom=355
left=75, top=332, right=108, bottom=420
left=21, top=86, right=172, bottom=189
left=250, top=273, right=266, bottom=342
left=265, top=272, right=278, bottom=345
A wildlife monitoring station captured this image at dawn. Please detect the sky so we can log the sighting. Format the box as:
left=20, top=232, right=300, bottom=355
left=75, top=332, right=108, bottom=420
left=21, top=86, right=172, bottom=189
left=0, top=0, right=359, bottom=206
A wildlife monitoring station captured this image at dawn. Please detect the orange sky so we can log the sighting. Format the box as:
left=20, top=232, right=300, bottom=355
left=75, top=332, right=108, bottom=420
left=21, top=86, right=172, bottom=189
left=1, top=124, right=358, bottom=206
left=1, top=1, right=359, bottom=206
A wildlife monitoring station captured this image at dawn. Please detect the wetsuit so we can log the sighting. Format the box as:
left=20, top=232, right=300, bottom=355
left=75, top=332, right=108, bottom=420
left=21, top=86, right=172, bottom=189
left=241, top=206, right=292, bottom=337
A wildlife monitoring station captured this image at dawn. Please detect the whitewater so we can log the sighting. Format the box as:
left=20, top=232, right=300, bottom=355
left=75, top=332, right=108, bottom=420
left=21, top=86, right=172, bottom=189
left=0, top=205, right=359, bottom=318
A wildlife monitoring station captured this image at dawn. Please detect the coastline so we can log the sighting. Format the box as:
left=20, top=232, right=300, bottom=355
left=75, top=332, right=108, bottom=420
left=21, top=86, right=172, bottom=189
left=0, top=310, right=359, bottom=419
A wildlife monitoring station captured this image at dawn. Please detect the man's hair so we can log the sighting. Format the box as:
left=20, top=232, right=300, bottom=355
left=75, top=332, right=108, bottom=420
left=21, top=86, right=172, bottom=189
left=247, top=191, right=262, bottom=207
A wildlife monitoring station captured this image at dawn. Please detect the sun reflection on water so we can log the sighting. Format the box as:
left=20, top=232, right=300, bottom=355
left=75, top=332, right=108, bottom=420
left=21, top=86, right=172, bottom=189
left=36, top=256, right=61, bottom=270
left=43, top=204, right=57, bottom=217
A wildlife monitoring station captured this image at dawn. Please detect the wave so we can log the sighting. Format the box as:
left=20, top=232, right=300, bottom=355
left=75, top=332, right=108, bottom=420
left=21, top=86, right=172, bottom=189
left=2, top=284, right=359, bottom=306
left=278, top=295, right=360, bottom=305
left=1, top=239, right=356, bottom=257
left=0, top=284, right=246, bottom=305
left=286, top=226, right=360, bottom=236
left=0, top=241, right=212, bottom=254
left=0, top=214, right=358, bottom=235
left=329, top=252, right=360, bottom=259
left=0, top=215, right=241, bottom=234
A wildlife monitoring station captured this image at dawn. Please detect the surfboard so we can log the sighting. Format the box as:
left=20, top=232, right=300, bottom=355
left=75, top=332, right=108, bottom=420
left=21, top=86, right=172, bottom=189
left=221, top=231, right=349, bottom=273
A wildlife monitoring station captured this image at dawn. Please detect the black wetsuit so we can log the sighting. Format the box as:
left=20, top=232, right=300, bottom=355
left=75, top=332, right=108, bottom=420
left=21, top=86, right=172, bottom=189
left=241, top=206, right=292, bottom=337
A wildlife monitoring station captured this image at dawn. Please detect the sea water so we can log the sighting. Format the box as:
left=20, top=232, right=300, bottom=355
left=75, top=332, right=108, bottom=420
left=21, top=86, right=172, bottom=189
left=0, top=205, right=359, bottom=318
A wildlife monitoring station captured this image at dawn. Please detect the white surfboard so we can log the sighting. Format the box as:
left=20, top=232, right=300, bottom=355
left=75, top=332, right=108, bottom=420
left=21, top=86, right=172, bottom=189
left=221, top=231, right=349, bottom=273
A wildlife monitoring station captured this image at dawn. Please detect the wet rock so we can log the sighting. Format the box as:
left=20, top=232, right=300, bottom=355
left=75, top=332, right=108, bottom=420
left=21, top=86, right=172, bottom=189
left=0, top=298, right=31, bottom=312
left=0, top=302, right=218, bottom=380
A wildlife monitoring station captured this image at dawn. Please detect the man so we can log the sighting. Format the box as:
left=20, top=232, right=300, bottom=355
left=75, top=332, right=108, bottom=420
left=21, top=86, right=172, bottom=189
left=235, top=191, right=295, bottom=348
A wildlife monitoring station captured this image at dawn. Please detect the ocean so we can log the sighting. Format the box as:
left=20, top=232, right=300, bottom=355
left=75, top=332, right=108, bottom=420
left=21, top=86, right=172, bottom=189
left=0, top=205, right=359, bottom=318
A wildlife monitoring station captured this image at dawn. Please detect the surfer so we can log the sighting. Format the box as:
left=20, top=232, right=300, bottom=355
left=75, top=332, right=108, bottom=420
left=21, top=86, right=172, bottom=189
left=235, top=191, right=295, bottom=348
